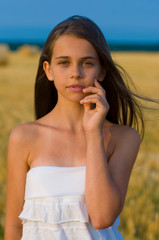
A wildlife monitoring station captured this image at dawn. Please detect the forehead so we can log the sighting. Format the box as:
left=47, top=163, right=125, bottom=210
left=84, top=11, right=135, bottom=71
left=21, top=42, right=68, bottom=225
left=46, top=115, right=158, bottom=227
left=52, top=35, right=98, bottom=58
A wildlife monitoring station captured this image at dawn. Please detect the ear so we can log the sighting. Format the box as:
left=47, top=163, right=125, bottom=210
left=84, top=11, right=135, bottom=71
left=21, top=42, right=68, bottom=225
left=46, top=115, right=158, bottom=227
left=98, top=68, right=107, bottom=82
left=43, top=61, right=54, bottom=81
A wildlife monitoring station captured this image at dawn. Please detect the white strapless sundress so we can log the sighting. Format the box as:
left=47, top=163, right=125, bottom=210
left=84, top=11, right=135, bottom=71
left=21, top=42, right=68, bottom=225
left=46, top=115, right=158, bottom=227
left=19, top=166, right=124, bottom=239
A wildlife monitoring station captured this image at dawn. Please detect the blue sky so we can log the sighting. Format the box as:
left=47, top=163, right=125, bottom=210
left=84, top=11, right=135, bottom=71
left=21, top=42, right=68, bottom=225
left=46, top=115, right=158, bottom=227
left=0, top=0, right=159, bottom=43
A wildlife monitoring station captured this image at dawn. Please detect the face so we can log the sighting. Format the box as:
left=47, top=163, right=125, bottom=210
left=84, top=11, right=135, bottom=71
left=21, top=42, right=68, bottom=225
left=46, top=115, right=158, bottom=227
left=43, top=34, right=105, bottom=103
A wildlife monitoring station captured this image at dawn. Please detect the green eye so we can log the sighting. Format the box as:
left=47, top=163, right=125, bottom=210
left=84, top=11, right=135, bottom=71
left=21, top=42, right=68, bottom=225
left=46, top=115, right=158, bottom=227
left=83, top=61, right=94, bottom=67
left=59, top=61, right=69, bottom=65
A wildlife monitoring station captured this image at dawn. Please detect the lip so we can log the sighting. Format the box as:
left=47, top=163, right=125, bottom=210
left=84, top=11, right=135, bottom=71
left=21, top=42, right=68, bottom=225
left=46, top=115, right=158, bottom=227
left=67, top=84, right=85, bottom=92
left=67, top=84, right=85, bottom=88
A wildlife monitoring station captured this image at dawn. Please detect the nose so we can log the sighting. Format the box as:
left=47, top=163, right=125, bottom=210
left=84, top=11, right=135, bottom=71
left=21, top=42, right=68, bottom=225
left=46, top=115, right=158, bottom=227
left=70, top=63, right=83, bottom=79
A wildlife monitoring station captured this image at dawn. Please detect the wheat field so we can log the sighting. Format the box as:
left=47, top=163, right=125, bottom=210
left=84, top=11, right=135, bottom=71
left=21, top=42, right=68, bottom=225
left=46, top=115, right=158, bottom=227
left=0, top=50, right=159, bottom=239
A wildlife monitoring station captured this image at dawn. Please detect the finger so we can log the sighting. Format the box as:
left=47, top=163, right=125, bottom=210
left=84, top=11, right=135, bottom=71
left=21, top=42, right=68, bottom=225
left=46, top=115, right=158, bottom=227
left=82, top=102, right=91, bottom=112
left=80, top=93, right=109, bottom=110
left=83, top=85, right=105, bottom=96
left=80, top=97, right=109, bottom=113
left=90, top=79, right=105, bottom=93
left=80, top=94, right=106, bottom=105
left=94, top=79, right=102, bottom=87
left=81, top=92, right=106, bottom=103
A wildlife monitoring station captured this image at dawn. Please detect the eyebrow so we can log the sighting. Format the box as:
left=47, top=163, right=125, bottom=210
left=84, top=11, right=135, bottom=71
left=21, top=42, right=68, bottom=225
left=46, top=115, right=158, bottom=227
left=55, top=56, right=96, bottom=60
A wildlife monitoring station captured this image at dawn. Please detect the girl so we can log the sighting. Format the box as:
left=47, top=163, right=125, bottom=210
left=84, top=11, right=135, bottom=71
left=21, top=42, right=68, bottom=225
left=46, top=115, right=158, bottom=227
left=5, top=16, right=142, bottom=239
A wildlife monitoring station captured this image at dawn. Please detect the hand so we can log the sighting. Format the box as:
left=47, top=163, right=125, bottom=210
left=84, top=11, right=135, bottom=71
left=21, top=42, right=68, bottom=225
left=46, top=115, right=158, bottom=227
left=80, top=79, right=109, bottom=134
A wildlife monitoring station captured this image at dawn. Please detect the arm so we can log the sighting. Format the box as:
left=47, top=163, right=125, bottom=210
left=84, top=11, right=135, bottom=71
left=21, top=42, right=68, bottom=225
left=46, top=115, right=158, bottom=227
left=85, top=126, right=140, bottom=229
left=80, top=79, right=141, bottom=229
left=4, top=125, right=30, bottom=240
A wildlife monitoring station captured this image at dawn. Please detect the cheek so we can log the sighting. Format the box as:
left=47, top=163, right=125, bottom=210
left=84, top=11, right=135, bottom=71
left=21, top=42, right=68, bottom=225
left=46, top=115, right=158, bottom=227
left=87, top=67, right=101, bottom=79
left=53, top=66, right=68, bottom=76
left=52, top=69, right=68, bottom=89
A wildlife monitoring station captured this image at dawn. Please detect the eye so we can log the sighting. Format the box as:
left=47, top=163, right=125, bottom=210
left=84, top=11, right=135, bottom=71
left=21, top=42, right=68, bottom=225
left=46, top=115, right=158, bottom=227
left=83, top=61, right=94, bottom=67
left=58, top=60, right=69, bottom=66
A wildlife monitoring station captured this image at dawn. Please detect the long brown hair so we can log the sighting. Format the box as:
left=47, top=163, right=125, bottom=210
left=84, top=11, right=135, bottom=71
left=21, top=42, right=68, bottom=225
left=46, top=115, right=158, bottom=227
left=35, top=15, right=145, bottom=138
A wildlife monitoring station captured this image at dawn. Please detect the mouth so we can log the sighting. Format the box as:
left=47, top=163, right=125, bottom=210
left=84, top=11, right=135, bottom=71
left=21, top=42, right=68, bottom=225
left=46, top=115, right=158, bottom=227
left=67, top=84, right=85, bottom=92
left=67, top=84, right=85, bottom=88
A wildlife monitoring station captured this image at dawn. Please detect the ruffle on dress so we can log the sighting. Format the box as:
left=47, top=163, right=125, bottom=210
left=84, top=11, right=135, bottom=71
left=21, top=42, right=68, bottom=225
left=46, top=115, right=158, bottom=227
left=19, top=195, right=89, bottom=225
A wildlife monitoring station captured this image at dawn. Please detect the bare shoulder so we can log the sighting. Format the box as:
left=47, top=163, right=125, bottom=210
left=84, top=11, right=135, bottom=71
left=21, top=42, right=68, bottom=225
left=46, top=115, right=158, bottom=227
left=103, top=121, right=141, bottom=149
left=103, top=121, right=141, bottom=163
left=8, top=121, right=40, bottom=160
left=107, top=123, right=141, bottom=167
left=9, top=120, right=39, bottom=143
left=111, top=124, right=141, bottom=147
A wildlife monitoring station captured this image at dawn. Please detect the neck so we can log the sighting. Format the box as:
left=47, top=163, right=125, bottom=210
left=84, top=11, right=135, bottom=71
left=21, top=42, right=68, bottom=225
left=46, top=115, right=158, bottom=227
left=49, top=97, right=85, bottom=133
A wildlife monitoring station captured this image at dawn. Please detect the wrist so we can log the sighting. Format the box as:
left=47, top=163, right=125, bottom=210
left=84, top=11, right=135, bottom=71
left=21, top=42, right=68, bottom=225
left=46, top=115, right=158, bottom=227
left=85, top=128, right=103, bottom=140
